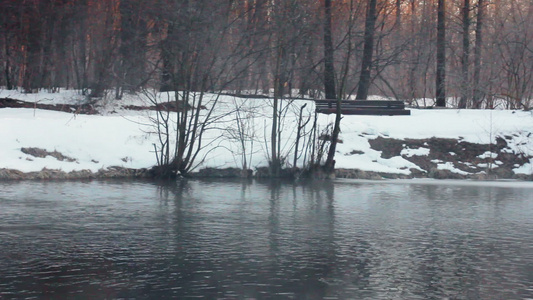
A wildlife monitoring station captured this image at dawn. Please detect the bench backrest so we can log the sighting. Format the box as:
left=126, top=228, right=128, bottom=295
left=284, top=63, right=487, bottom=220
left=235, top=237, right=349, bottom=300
left=315, top=100, right=406, bottom=109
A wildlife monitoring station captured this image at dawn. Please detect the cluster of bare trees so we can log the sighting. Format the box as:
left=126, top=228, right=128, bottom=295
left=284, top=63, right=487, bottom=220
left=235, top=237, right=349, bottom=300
left=1, top=0, right=533, bottom=108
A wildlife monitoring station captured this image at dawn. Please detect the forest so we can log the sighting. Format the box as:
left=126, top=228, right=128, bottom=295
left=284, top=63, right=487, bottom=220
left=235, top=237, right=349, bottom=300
left=1, top=0, right=532, bottom=110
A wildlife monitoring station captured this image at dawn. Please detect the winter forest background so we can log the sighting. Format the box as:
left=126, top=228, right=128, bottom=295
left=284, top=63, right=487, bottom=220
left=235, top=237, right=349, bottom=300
left=1, top=0, right=532, bottom=109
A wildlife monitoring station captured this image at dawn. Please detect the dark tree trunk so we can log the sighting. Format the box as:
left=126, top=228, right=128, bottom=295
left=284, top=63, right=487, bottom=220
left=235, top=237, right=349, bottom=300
left=270, top=45, right=283, bottom=177
left=270, top=94, right=279, bottom=176
left=436, top=0, right=446, bottom=107
left=323, top=98, right=341, bottom=175
left=472, top=0, right=485, bottom=109
left=323, top=0, right=336, bottom=100
left=40, top=1, right=56, bottom=91
left=323, top=0, right=343, bottom=175
left=458, top=0, right=470, bottom=109
left=3, top=28, right=12, bottom=90
left=356, top=0, right=377, bottom=100
left=119, top=0, right=147, bottom=94
left=22, top=3, right=43, bottom=93
left=160, top=22, right=174, bottom=92
left=74, top=0, right=89, bottom=95
left=395, top=0, right=401, bottom=28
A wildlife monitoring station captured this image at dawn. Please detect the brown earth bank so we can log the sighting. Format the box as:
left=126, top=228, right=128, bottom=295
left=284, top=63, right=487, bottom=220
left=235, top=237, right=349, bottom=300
left=361, top=136, right=533, bottom=180
left=3, top=95, right=531, bottom=181
left=175, top=136, right=533, bottom=180
left=3, top=136, right=532, bottom=181
left=0, top=97, right=99, bottom=114
left=0, top=97, right=193, bottom=115
left=0, top=167, right=151, bottom=181
left=2, top=164, right=531, bottom=181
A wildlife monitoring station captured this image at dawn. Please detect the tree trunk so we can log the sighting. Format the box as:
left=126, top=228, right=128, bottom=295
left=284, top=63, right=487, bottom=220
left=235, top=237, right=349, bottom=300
left=436, top=0, right=446, bottom=107
left=323, top=0, right=336, bottom=100
left=472, top=0, right=485, bottom=109
left=395, top=0, right=401, bottom=28
left=270, top=44, right=283, bottom=177
left=119, top=0, right=147, bottom=93
left=356, top=0, right=377, bottom=100
left=39, top=1, right=56, bottom=91
left=160, top=23, right=174, bottom=92
left=324, top=98, right=341, bottom=175
left=458, top=0, right=470, bottom=109
left=322, top=0, right=342, bottom=176
left=3, top=28, right=12, bottom=90
left=22, top=3, right=43, bottom=93
left=77, top=0, right=89, bottom=95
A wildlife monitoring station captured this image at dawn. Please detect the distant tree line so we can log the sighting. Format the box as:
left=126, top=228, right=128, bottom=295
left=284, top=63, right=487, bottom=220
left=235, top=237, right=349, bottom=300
left=1, top=0, right=533, bottom=109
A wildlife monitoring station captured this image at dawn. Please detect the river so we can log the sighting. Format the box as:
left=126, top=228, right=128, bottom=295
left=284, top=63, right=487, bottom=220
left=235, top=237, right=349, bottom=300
left=1, top=179, right=532, bottom=299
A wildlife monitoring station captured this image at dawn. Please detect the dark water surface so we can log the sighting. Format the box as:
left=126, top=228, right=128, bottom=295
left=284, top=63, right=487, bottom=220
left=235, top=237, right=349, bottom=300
left=1, top=179, right=532, bottom=299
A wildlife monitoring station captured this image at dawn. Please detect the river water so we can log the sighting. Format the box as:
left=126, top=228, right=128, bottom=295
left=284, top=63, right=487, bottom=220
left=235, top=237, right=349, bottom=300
left=0, top=179, right=532, bottom=299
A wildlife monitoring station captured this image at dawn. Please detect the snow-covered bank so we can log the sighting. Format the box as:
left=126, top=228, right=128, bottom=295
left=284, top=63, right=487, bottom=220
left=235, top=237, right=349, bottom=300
left=1, top=90, right=533, bottom=180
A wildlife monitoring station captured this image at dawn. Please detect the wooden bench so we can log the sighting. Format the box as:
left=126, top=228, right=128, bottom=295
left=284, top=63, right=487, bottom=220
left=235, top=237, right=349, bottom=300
left=315, top=100, right=410, bottom=116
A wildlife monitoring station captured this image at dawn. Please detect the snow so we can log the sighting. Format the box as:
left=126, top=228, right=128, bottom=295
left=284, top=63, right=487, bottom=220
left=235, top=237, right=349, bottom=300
left=478, top=151, right=498, bottom=159
left=0, top=89, right=86, bottom=105
left=514, top=159, right=533, bottom=175
left=477, top=163, right=498, bottom=169
left=0, top=108, right=153, bottom=172
left=436, top=162, right=470, bottom=175
left=401, top=147, right=430, bottom=157
left=2, top=89, right=533, bottom=177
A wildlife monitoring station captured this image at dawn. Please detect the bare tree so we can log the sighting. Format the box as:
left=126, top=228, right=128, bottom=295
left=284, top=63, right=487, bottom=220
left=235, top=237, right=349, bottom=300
left=323, top=0, right=337, bottom=100
left=472, top=0, right=485, bottom=108
left=0, top=0, right=18, bottom=90
left=21, top=1, right=44, bottom=93
left=115, top=0, right=149, bottom=99
left=458, top=0, right=471, bottom=108
left=356, top=0, right=378, bottom=100
left=436, top=0, right=446, bottom=107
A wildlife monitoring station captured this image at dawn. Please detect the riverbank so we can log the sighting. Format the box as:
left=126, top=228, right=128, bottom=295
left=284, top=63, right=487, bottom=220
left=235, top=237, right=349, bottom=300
left=1, top=89, right=533, bottom=181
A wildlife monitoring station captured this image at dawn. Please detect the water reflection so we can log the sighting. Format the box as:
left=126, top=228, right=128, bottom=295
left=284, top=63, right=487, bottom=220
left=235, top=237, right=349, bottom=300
left=0, top=179, right=532, bottom=299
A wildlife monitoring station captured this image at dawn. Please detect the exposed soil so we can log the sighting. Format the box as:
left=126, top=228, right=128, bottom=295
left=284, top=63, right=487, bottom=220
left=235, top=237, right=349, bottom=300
left=122, top=101, right=198, bottom=112
left=0, top=167, right=150, bottom=181
left=0, top=97, right=98, bottom=114
left=352, top=136, right=532, bottom=180
left=2, top=96, right=531, bottom=181
left=21, top=147, right=77, bottom=162
left=0, top=97, right=196, bottom=115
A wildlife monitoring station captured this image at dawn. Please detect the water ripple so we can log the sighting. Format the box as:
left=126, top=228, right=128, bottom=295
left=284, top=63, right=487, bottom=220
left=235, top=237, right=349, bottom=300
left=0, top=179, right=532, bottom=299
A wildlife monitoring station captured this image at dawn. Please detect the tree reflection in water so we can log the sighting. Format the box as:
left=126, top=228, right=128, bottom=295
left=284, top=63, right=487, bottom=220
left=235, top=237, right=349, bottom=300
left=0, top=179, right=532, bottom=299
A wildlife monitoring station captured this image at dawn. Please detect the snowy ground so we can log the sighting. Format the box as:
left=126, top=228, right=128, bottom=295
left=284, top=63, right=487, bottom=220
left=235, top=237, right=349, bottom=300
left=1, top=89, right=533, bottom=178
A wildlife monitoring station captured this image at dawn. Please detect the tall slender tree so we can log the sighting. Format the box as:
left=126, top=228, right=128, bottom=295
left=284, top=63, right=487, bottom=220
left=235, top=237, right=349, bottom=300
left=323, top=0, right=337, bottom=100
left=356, top=0, right=378, bottom=100
left=472, top=0, right=485, bottom=109
left=458, top=0, right=470, bottom=109
left=324, top=0, right=341, bottom=175
left=0, top=0, right=17, bottom=90
left=117, top=0, right=148, bottom=98
left=22, top=1, right=44, bottom=93
left=436, top=0, right=446, bottom=107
